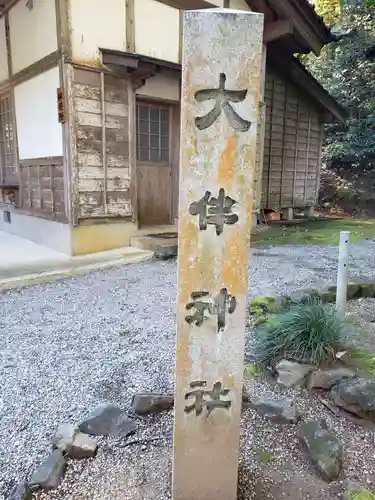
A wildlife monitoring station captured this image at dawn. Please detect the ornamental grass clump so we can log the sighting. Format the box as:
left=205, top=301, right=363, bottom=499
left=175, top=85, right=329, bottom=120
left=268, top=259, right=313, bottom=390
left=255, top=298, right=347, bottom=367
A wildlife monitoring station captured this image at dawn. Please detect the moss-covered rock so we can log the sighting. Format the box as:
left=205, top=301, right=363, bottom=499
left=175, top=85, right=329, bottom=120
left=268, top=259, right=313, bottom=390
left=250, top=296, right=277, bottom=316
left=344, top=488, right=375, bottom=500
left=321, top=291, right=337, bottom=303
left=347, top=282, right=362, bottom=300
left=244, top=362, right=262, bottom=379
left=359, top=283, right=375, bottom=298
left=254, top=315, right=268, bottom=326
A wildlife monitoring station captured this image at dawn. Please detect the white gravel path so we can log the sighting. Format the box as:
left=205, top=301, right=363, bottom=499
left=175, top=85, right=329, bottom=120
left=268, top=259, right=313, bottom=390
left=2, top=240, right=375, bottom=499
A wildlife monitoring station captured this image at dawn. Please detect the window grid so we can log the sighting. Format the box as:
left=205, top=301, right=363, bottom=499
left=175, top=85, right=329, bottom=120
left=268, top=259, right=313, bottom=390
left=136, top=104, right=170, bottom=164
left=0, top=94, right=17, bottom=185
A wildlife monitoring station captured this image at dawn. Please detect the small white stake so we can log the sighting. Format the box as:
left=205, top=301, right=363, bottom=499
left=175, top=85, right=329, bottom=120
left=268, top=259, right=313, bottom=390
left=336, top=231, right=350, bottom=318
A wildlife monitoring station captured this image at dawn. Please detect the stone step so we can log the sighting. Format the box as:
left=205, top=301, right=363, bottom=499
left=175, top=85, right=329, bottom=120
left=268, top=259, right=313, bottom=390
left=130, top=234, right=178, bottom=260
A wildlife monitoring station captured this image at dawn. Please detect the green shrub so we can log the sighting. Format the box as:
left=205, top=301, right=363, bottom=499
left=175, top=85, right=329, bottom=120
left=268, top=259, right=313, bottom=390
left=255, top=298, right=347, bottom=367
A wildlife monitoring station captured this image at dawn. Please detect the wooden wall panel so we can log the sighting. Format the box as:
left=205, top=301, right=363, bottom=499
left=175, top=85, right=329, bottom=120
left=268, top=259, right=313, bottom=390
left=261, top=66, right=323, bottom=211
left=19, top=156, right=66, bottom=222
left=71, top=67, right=132, bottom=219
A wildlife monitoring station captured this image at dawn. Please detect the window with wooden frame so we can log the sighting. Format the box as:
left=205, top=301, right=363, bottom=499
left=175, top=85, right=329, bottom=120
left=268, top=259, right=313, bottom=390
left=0, top=94, right=17, bottom=186
left=136, top=103, right=170, bottom=163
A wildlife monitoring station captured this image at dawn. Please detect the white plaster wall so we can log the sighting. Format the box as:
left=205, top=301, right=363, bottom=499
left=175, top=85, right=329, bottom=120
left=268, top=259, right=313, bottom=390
left=135, top=0, right=180, bottom=63
left=14, top=67, right=63, bottom=159
left=136, top=73, right=180, bottom=102
left=229, top=0, right=251, bottom=9
left=0, top=17, right=8, bottom=82
left=69, top=0, right=126, bottom=64
left=0, top=208, right=72, bottom=254
left=9, top=0, right=58, bottom=74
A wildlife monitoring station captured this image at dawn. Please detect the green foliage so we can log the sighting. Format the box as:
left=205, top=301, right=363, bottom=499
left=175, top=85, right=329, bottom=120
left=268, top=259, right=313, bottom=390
left=345, top=347, right=375, bottom=378
left=244, top=362, right=262, bottom=379
left=346, top=488, right=375, bottom=500
left=255, top=299, right=346, bottom=367
left=302, top=6, right=375, bottom=167
left=255, top=450, right=275, bottom=466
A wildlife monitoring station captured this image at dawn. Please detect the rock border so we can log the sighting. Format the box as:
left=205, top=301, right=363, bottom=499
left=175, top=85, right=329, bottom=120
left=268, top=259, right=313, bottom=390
left=249, top=281, right=375, bottom=324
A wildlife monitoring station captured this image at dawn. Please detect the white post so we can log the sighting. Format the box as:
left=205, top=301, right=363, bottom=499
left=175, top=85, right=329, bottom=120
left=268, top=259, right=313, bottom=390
left=336, top=231, right=349, bottom=318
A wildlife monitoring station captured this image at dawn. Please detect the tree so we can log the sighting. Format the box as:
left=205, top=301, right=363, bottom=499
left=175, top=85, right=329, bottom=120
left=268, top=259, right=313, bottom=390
left=303, top=5, right=375, bottom=168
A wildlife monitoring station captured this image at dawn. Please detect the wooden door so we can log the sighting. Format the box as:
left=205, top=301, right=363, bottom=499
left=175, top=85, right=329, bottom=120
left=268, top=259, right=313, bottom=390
left=136, top=102, right=172, bottom=226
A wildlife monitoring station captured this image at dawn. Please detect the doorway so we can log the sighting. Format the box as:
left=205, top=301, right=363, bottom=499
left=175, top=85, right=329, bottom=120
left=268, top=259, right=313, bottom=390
left=136, top=101, right=175, bottom=227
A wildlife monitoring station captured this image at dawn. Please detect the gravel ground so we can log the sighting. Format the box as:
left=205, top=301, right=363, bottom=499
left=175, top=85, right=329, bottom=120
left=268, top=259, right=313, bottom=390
left=2, top=240, right=375, bottom=499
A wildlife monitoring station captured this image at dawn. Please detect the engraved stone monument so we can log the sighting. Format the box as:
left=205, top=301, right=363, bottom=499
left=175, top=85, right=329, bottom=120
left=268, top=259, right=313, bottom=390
left=173, top=8, right=264, bottom=500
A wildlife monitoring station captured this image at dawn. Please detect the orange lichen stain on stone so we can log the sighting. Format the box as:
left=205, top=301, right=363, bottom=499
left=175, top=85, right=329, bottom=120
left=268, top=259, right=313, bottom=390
left=178, top=218, right=200, bottom=306
left=222, top=228, right=248, bottom=296
left=218, top=135, right=237, bottom=187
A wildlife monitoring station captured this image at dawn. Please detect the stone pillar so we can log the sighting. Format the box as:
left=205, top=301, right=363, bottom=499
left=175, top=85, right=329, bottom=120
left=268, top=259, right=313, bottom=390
left=305, top=206, right=314, bottom=218
left=173, top=9, right=264, bottom=500
left=282, top=207, right=294, bottom=221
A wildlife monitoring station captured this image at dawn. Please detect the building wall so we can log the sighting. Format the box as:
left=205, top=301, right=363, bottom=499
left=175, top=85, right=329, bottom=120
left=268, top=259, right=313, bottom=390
left=70, top=66, right=132, bottom=220
left=9, top=0, right=58, bottom=73
left=136, top=72, right=180, bottom=102
left=229, top=0, right=252, bottom=9
left=14, top=67, right=63, bottom=159
left=69, top=0, right=126, bottom=65
left=0, top=0, right=69, bottom=251
left=0, top=17, right=8, bottom=82
left=261, top=66, right=323, bottom=210
left=134, top=0, right=180, bottom=63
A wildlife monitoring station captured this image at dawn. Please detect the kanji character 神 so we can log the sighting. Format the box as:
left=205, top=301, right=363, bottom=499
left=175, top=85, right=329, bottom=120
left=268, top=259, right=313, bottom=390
left=185, top=288, right=236, bottom=332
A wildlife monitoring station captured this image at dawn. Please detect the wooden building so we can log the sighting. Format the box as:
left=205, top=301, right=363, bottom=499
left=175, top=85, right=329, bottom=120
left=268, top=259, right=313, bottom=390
left=0, top=0, right=345, bottom=255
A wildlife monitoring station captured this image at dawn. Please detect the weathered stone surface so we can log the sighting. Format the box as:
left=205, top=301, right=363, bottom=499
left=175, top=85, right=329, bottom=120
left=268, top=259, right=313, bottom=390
left=69, top=433, right=98, bottom=459
left=321, top=290, right=337, bottom=304
left=249, top=396, right=299, bottom=423
left=360, top=284, right=375, bottom=298
left=344, top=488, right=375, bottom=500
left=131, top=393, right=174, bottom=415
left=8, top=481, right=32, bottom=500
left=173, top=8, right=264, bottom=500
left=52, top=423, right=77, bottom=451
left=299, top=420, right=343, bottom=481
left=52, top=423, right=97, bottom=458
left=78, top=404, right=136, bottom=437
left=29, top=450, right=66, bottom=491
left=154, top=243, right=178, bottom=260
left=347, top=283, right=362, bottom=300
left=308, top=368, right=355, bottom=390
left=331, top=378, right=375, bottom=420
left=276, top=360, right=315, bottom=388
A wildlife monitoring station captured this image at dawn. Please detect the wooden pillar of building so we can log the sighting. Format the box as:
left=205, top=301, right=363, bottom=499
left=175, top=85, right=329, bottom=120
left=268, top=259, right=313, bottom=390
left=172, top=8, right=264, bottom=500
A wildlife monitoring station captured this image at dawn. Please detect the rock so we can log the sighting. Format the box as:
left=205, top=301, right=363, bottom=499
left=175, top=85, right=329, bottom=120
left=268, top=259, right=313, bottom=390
left=276, top=359, right=315, bottom=388
left=28, top=450, right=66, bottom=491
left=8, top=481, right=32, bottom=500
left=52, top=423, right=97, bottom=458
left=344, top=488, right=375, bottom=500
left=249, top=396, right=299, bottom=423
left=78, top=404, right=136, bottom=437
left=321, top=290, right=336, bottom=304
left=347, top=283, right=361, bottom=300
left=308, top=368, right=355, bottom=390
left=69, top=433, right=98, bottom=459
left=52, top=423, right=76, bottom=451
left=299, top=420, right=343, bottom=481
left=131, top=393, right=174, bottom=415
left=331, top=378, right=375, bottom=420
left=242, top=386, right=250, bottom=403
left=359, top=284, right=375, bottom=298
